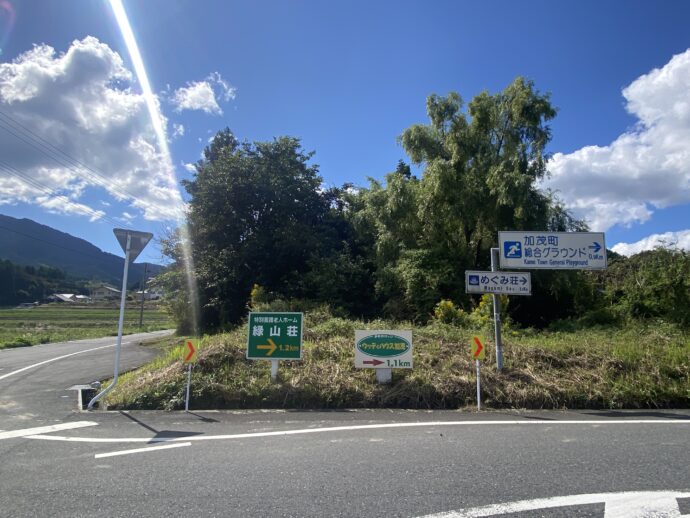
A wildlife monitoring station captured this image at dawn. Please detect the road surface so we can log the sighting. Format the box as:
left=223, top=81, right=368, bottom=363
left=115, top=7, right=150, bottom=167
left=0, top=330, right=173, bottom=425
left=1, top=332, right=689, bottom=517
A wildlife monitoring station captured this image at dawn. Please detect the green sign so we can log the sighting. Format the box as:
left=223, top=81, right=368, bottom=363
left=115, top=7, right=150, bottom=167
left=246, top=312, right=303, bottom=360
left=356, top=334, right=411, bottom=358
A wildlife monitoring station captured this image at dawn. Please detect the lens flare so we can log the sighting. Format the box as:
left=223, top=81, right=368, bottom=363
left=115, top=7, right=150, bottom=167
left=108, top=0, right=199, bottom=335
left=0, top=0, right=17, bottom=56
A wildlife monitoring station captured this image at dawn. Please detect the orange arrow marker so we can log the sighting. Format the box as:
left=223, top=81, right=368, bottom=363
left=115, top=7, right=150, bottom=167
left=257, top=339, right=277, bottom=356
left=472, top=336, right=485, bottom=361
left=184, top=340, right=197, bottom=363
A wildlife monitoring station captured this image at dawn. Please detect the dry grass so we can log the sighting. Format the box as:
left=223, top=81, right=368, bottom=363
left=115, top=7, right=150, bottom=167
left=104, top=311, right=690, bottom=410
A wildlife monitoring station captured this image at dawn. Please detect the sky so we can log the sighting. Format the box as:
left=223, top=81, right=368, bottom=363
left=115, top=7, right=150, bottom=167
left=0, top=0, right=690, bottom=264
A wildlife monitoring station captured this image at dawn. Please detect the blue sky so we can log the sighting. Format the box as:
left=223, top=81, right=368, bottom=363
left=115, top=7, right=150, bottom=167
left=1, top=0, right=690, bottom=263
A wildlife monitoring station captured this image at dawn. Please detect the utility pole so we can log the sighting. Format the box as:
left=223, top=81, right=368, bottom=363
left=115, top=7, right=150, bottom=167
left=138, top=262, right=148, bottom=328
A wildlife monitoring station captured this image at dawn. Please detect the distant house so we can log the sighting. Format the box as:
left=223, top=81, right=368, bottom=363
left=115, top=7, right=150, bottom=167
left=74, top=295, right=91, bottom=303
left=135, top=289, right=163, bottom=301
left=16, top=302, right=39, bottom=309
left=90, top=285, right=121, bottom=301
left=49, top=293, right=77, bottom=303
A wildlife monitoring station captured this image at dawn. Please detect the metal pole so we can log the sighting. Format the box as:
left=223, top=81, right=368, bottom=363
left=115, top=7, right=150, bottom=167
left=476, top=360, right=481, bottom=411
left=185, top=364, right=192, bottom=411
left=88, top=235, right=132, bottom=410
left=375, top=368, right=393, bottom=384
left=490, top=247, right=504, bottom=371
left=138, top=262, right=148, bottom=329
left=270, top=360, right=278, bottom=382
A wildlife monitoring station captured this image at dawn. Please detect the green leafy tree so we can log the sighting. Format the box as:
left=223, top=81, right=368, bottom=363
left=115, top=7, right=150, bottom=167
left=152, top=228, right=196, bottom=334
left=184, top=129, right=373, bottom=329
left=400, top=78, right=560, bottom=266
left=356, top=78, right=587, bottom=322
left=601, top=247, right=690, bottom=326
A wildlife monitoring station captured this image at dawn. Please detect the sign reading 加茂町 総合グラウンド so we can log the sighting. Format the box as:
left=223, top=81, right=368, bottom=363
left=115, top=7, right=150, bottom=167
left=246, top=312, right=303, bottom=360
left=499, top=231, right=607, bottom=270
left=354, top=330, right=413, bottom=369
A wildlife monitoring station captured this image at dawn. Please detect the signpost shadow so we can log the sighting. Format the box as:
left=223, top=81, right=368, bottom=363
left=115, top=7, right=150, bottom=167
left=118, top=411, right=207, bottom=442
left=580, top=410, right=690, bottom=420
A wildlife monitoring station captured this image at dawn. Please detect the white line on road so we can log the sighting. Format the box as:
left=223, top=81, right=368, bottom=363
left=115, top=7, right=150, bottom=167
left=418, top=490, right=690, bottom=517
left=94, top=442, right=191, bottom=459
left=0, top=332, right=172, bottom=382
left=0, top=421, right=98, bottom=440
left=26, top=419, right=690, bottom=444
left=0, top=345, right=115, bottom=381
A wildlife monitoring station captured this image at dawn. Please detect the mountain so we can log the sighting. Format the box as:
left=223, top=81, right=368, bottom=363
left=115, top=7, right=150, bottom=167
left=0, top=214, right=162, bottom=286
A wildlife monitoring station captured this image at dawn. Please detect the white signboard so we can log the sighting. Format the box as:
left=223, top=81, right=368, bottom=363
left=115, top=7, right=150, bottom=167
left=465, top=270, right=531, bottom=295
left=354, top=330, right=413, bottom=369
left=499, top=231, right=607, bottom=270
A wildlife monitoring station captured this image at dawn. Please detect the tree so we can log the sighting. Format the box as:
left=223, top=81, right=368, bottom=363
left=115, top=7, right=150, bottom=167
left=600, top=247, right=690, bottom=326
left=357, top=78, right=586, bottom=321
left=184, top=130, right=351, bottom=329
left=152, top=228, right=197, bottom=334
left=400, top=78, right=560, bottom=266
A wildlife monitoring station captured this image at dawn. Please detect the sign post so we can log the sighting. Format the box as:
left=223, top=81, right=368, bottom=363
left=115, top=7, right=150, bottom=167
left=183, top=339, right=198, bottom=411
left=472, top=336, right=486, bottom=411
left=491, top=248, right=504, bottom=371
left=88, top=229, right=152, bottom=410
left=247, top=312, right=303, bottom=382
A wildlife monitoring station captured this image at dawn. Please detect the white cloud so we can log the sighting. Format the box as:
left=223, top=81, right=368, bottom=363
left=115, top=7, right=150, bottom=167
left=0, top=37, right=184, bottom=221
left=172, top=122, right=184, bottom=138
left=612, top=230, right=690, bottom=256
left=37, top=194, right=106, bottom=222
left=173, top=81, right=219, bottom=114
left=207, top=71, right=235, bottom=102
left=170, top=71, right=235, bottom=115
left=183, top=162, right=196, bottom=173
left=543, top=49, right=690, bottom=231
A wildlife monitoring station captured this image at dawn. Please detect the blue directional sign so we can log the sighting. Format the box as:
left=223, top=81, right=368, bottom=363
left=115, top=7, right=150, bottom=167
left=499, top=232, right=607, bottom=270
left=465, top=270, right=531, bottom=295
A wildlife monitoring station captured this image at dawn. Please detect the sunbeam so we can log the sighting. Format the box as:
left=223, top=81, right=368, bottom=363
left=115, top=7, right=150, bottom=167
left=108, top=0, right=200, bottom=335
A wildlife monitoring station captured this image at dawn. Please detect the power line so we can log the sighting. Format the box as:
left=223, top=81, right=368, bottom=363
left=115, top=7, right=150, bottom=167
left=0, top=161, right=130, bottom=229
left=0, top=109, right=162, bottom=208
left=0, top=162, right=126, bottom=228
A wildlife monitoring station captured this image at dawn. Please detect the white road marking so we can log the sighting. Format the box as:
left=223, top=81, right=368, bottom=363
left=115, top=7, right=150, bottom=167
left=0, top=344, right=115, bottom=381
left=94, top=442, right=191, bottom=458
left=26, top=418, right=690, bottom=444
left=0, top=332, right=172, bottom=382
left=0, top=421, right=98, bottom=440
left=418, top=490, right=690, bottom=517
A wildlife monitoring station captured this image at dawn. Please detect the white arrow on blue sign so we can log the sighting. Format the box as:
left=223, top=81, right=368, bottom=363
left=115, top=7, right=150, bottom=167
left=465, top=271, right=532, bottom=295
left=499, top=231, right=607, bottom=270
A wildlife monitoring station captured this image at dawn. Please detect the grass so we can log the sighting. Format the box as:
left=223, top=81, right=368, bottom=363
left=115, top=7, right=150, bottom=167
left=0, top=303, right=174, bottom=349
left=104, top=308, right=690, bottom=411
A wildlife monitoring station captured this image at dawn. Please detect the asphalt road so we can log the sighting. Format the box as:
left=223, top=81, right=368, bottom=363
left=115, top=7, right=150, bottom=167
left=1, top=334, right=690, bottom=517
left=0, top=330, right=173, bottom=426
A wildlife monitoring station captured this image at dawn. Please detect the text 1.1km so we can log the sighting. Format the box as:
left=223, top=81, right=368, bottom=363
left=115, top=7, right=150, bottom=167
left=386, top=359, right=411, bottom=367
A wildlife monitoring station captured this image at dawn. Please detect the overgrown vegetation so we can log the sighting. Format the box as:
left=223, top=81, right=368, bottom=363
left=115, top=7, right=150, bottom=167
left=138, top=79, right=690, bottom=411
left=0, top=304, right=173, bottom=349
left=157, top=78, right=689, bottom=334
left=105, top=307, right=689, bottom=410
